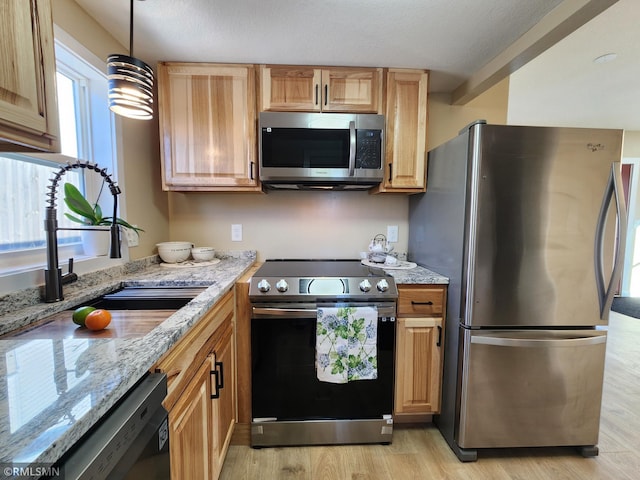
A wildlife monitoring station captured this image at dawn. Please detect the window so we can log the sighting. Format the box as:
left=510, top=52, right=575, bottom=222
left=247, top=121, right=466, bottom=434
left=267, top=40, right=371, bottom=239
left=0, top=33, right=120, bottom=280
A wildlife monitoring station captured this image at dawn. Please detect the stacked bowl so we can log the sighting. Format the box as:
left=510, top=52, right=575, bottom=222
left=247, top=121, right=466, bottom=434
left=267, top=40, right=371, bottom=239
left=156, top=242, right=193, bottom=263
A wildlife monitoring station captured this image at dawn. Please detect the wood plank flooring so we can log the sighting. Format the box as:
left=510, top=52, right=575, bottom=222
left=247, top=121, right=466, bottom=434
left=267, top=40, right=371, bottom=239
left=220, top=312, right=640, bottom=480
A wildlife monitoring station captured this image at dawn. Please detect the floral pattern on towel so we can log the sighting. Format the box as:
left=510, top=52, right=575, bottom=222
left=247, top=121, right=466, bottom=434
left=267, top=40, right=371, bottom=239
left=316, top=306, right=378, bottom=384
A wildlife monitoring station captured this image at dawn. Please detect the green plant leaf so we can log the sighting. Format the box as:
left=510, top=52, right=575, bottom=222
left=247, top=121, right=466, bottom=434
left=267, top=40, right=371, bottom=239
left=62, top=182, right=144, bottom=235
left=63, top=183, right=99, bottom=225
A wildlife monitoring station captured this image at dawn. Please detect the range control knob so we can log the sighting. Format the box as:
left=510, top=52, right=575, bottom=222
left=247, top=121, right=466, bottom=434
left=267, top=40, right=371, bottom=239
left=359, top=279, right=372, bottom=292
left=276, top=279, right=289, bottom=292
left=257, top=279, right=271, bottom=293
left=376, top=279, right=389, bottom=292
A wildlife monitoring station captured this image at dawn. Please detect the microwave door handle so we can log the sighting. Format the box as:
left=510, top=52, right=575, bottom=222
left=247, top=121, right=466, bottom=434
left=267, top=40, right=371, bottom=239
left=349, top=120, right=356, bottom=177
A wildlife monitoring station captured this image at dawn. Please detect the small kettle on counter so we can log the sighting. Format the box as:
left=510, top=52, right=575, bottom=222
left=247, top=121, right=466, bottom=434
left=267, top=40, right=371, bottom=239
left=368, top=234, right=394, bottom=263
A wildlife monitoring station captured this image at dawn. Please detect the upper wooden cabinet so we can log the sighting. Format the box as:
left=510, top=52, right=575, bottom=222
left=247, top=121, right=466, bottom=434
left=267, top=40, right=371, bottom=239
left=157, top=63, right=260, bottom=192
left=259, top=65, right=383, bottom=113
left=0, top=0, right=59, bottom=153
left=372, top=69, right=428, bottom=193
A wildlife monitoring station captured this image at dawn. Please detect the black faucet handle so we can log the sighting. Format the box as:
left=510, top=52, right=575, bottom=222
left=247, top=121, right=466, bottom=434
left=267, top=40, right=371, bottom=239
left=61, top=257, right=78, bottom=286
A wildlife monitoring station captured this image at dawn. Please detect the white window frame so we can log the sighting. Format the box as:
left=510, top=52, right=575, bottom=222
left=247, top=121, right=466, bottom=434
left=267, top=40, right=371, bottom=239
left=0, top=27, right=129, bottom=295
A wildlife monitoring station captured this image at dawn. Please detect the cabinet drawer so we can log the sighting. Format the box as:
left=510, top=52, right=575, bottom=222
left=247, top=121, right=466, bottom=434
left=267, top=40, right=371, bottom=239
left=398, top=286, right=445, bottom=317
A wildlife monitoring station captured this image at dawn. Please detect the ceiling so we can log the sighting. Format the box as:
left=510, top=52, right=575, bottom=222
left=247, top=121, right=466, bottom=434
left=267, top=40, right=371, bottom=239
left=73, top=0, right=639, bottom=130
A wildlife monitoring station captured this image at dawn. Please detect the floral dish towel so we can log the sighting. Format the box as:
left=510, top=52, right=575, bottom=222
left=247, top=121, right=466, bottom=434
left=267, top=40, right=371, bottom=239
left=316, top=306, right=378, bottom=384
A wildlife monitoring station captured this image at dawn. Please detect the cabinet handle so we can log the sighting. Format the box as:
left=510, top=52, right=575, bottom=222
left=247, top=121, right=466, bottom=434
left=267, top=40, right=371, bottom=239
left=315, top=84, right=319, bottom=105
left=249, top=161, right=255, bottom=180
left=215, top=360, right=224, bottom=390
left=324, top=84, right=328, bottom=106
left=210, top=369, right=220, bottom=399
left=388, top=163, right=392, bottom=183
left=210, top=361, right=224, bottom=399
left=437, top=325, right=442, bottom=347
left=411, top=300, right=433, bottom=306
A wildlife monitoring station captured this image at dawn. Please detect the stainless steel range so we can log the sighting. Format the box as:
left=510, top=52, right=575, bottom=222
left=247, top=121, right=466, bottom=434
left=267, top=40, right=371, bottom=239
left=249, top=259, right=398, bottom=447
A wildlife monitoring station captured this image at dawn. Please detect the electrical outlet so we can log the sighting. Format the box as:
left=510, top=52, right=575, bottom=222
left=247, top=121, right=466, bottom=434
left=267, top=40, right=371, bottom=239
left=124, top=227, right=139, bottom=247
left=231, top=224, right=243, bottom=242
left=387, top=225, right=398, bottom=243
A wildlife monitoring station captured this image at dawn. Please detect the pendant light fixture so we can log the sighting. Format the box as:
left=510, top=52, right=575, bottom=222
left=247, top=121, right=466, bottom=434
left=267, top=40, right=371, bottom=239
left=107, top=0, right=154, bottom=120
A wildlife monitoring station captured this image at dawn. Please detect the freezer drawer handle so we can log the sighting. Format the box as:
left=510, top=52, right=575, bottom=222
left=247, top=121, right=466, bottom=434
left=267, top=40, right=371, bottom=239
left=471, top=335, right=606, bottom=348
left=411, top=300, right=433, bottom=306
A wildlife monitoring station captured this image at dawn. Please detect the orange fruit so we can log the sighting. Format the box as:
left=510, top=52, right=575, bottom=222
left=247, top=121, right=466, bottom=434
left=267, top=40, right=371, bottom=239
left=84, top=309, right=112, bottom=331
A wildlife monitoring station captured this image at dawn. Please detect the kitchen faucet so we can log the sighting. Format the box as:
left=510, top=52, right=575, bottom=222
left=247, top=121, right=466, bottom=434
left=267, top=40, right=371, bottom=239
left=44, top=161, right=122, bottom=302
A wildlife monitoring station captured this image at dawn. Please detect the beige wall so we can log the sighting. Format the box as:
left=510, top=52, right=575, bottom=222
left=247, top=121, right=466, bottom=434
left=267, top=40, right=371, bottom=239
left=427, top=77, right=510, bottom=150
left=51, top=1, right=511, bottom=262
left=53, top=0, right=170, bottom=259
left=168, top=78, right=510, bottom=261
left=169, top=191, right=409, bottom=261
left=623, top=131, right=640, bottom=158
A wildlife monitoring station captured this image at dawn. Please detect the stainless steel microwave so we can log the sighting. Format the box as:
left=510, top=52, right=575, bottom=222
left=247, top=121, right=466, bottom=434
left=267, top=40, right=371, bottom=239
left=259, top=112, right=385, bottom=190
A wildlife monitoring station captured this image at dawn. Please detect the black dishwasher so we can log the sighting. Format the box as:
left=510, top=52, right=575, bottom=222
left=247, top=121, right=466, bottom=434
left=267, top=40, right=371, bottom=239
left=54, top=373, right=170, bottom=479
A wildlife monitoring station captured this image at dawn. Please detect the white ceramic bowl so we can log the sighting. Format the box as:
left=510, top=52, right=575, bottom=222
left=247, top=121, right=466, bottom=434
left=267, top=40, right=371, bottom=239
left=156, top=241, right=193, bottom=263
left=191, top=247, right=215, bottom=262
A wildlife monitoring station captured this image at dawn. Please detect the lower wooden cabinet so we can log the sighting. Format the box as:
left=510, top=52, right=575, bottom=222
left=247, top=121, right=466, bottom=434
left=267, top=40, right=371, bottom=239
left=210, top=322, right=235, bottom=477
left=154, top=289, right=236, bottom=480
left=394, top=285, right=446, bottom=418
left=169, top=357, right=214, bottom=479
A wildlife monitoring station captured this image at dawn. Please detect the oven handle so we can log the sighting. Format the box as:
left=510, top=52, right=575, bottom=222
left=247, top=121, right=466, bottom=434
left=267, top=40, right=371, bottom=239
left=253, top=307, right=318, bottom=318
left=252, top=305, right=397, bottom=319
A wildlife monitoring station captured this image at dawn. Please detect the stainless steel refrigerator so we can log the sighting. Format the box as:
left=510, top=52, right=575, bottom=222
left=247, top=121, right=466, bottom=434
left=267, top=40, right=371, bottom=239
left=408, top=121, right=626, bottom=461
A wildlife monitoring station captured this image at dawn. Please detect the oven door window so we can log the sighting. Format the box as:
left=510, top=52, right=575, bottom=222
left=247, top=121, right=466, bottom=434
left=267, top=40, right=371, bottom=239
left=251, top=316, right=395, bottom=420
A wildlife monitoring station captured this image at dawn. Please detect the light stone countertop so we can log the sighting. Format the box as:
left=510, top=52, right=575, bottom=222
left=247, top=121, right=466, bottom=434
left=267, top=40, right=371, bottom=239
left=372, top=263, right=449, bottom=285
left=0, top=251, right=256, bottom=473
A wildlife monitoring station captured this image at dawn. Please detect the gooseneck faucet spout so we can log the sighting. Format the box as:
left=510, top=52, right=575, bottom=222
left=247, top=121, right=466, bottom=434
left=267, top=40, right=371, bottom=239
left=44, top=161, right=122, bottom=303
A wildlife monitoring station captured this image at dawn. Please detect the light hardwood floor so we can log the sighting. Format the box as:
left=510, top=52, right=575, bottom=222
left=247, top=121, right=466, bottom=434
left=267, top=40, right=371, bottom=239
left=220, top=312, right=640, bottom=479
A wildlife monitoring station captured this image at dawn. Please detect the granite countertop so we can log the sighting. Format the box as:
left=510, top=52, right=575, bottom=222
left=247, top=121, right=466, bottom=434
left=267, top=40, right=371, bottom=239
left=378, top=263, right=449, bottom=285
left=0, top=251, right=256, bottom=473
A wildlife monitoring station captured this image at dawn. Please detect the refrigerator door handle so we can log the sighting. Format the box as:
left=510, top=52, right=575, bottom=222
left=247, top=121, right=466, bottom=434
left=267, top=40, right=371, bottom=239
left=595, top=162, right=627, bottom=319
left=471, top=334, right=606, bottom=348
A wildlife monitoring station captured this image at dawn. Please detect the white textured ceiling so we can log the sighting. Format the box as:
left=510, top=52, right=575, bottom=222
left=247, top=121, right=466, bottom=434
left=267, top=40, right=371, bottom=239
left=508, top=0, right=640, bottom=131
left=74, top=0, right=564, bottom=92
left=73, top=0, right=639, bottom=130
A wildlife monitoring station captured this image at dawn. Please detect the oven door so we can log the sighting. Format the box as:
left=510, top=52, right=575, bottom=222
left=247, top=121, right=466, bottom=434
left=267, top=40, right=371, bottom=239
left=251, top=303, right=396, bottom=422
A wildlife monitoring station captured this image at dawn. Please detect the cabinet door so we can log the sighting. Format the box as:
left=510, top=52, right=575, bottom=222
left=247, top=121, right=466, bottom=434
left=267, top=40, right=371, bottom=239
left=158, top=63, right=260, bottom=191
left=321, top=68, right=382, bottom=113
left=376, top=69, right=428, bottom=193
left=259, top=66, right=382, bottom=113
left=169, top=356, right=214, bottom=480
left=260, top=66, right=321, bottom=111
left=394, top=317, right=443, bottom=414
left=210, top=323, right=235, bottom=478
left=0, top=0, right=59, bottom=152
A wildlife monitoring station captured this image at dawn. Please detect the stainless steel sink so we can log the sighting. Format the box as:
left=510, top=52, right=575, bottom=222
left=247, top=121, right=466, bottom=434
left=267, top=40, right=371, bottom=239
left=89, top=286, right=207, bottom=310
